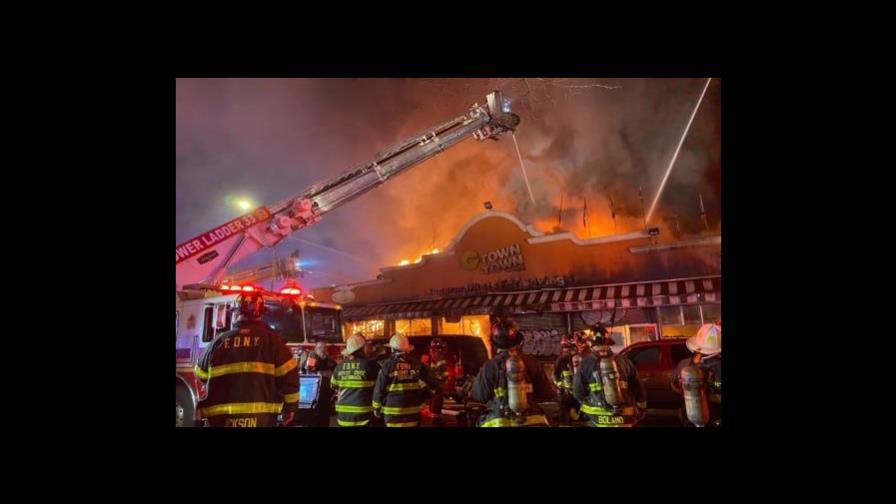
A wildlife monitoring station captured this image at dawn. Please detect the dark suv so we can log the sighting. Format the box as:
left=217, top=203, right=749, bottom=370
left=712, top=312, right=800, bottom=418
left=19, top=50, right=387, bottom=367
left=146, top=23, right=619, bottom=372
left=618, top=338, right=691, bottom=409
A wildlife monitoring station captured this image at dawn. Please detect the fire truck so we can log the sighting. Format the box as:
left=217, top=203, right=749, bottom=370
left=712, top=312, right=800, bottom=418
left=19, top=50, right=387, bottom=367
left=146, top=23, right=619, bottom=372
left=176, top=90, right=521, bottom=426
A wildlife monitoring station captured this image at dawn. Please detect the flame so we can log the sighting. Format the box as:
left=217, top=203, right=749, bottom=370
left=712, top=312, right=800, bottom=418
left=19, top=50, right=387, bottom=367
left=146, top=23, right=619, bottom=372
left=399, top=248, right=443, bottom=266
left=529, top=206, right=657, bottom=239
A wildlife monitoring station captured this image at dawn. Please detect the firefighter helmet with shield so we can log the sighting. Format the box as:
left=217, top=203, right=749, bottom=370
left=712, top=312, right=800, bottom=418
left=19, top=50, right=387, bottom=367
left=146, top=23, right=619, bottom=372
left=687, top=324, right=721, bottom=356
left=237, top=290, right=265, bottom=319
left=342, top=334, right=368, bottom=357
left=590, top=324, right=614, bottom=346
left=491, top=317, right=522, bottom=350
left=389, top=334, right=413, bottom=353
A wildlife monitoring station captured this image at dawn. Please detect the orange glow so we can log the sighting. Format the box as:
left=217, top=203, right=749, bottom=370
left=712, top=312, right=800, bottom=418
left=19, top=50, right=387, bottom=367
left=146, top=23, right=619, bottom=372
left=395, top=318, right=432, bottom=336
left=440, top=315, right=488, bottom=338
left=469, top=319, right=482, bottom=336
left=399, top=259, right=410, bottom=266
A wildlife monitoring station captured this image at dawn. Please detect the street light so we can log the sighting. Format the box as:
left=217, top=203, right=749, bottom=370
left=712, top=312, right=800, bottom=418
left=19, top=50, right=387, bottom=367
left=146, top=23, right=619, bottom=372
left=237, top=199, right=252, bottom=210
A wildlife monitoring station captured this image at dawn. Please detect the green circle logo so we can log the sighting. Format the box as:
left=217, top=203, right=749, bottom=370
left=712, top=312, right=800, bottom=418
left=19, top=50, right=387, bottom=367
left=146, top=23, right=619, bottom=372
left=460, top=250, right=481, bottom=271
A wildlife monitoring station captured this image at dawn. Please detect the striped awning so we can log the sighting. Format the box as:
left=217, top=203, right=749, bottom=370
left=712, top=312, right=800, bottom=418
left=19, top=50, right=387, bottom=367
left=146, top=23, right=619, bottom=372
left=547, top=276, right=721, bottom=312
left=341, top=276, right=720, bottom=321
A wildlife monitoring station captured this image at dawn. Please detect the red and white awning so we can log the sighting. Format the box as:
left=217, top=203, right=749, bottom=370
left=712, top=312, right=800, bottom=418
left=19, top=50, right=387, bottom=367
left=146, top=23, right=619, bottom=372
left=341, top=276, right=720, bottom=321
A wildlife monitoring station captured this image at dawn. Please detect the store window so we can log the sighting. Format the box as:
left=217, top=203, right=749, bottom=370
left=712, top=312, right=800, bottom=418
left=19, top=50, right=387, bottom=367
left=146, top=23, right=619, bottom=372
left=661, top=322, right=702, bottom=339
left=607, top=328, right=626, bottom=347
left=659, top=305, right=700, bottom=338
left=683, top=305, right=702, bottom=325
left=461, top=315, right=489, bottom=338
left=440, top=315, right=489, bottom=337
left=701, top=304, right=721, bottom=325
left=629, top=324, right=658, bottom=345
left=346, top=319, right=385, bottom=339
left=660, top=306, right=683, bottom=326
left=440, top=318, right=461, bottom=334
left=394, top=318, right=433, bottom=336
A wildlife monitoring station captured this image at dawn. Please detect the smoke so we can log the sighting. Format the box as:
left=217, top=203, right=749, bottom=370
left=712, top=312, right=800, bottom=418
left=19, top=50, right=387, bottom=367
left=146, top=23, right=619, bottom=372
left=176, top=78, right=721, bottom=287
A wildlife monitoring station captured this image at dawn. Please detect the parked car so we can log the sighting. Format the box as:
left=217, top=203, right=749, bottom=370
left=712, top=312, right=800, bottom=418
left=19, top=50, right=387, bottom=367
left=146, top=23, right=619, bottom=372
left=618, top=338, right=691, bottom=409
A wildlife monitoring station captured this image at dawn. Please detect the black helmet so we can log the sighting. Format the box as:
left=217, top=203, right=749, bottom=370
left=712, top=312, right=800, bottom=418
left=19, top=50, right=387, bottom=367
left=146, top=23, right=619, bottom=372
left=491, top=318, right=522, bottom=350
left=237, top=290, right=265, bottom=319
left=590, top=324, right=614, bottom=346
left=430, top=337, right=446, bottom=350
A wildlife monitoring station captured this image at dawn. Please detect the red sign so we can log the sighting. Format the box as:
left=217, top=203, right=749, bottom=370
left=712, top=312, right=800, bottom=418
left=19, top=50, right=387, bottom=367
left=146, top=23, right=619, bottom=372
left=175, top=207, right=271, bottom=265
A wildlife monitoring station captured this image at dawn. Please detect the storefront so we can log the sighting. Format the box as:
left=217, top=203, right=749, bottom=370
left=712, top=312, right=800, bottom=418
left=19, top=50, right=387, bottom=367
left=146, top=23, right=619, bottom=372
left=312, top=211, right=721, bottom=360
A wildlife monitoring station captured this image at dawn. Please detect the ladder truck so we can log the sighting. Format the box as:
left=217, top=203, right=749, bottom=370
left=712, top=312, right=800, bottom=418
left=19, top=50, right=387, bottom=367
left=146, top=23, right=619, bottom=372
left=176, top=90, right=521, bottom=426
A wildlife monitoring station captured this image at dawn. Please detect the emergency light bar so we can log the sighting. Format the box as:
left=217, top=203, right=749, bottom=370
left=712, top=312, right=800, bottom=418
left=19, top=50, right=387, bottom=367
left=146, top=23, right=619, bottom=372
left=216, top=281, right=309, bottom=300
left=279, top=279, right=303, bottom=297
left=218, top=284, right=257, bottom=292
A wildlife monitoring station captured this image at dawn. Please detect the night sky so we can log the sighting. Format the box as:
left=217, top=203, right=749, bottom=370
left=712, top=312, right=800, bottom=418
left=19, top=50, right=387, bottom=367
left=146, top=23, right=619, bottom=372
left=176, top=78, right=721, bottom=290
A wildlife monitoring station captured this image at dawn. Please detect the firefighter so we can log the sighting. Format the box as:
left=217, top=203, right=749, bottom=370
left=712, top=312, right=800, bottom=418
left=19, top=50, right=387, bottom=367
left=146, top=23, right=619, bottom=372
left=552, top=335, right=579, bottom=426
left=426, top=337, right=449, bottom=426
left=671, top=323, right=721, bottom=427
left=572, top=324, right=647, bottom=428
left=331, top=334, right=380, bottom=427
left=302, top=341, right=337, bottom=374
left=372, top=334, right=437, bottom=427
left=303, top=341, right=337, bottom=427
left=194, top=290, right=298, bottom=427
left=470, top=314, right=555, bottom=427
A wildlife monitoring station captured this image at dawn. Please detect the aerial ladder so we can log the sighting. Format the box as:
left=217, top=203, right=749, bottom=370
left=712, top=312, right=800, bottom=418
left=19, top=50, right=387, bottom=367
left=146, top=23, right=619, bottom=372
left=176, top=91, right=521, bottom=291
